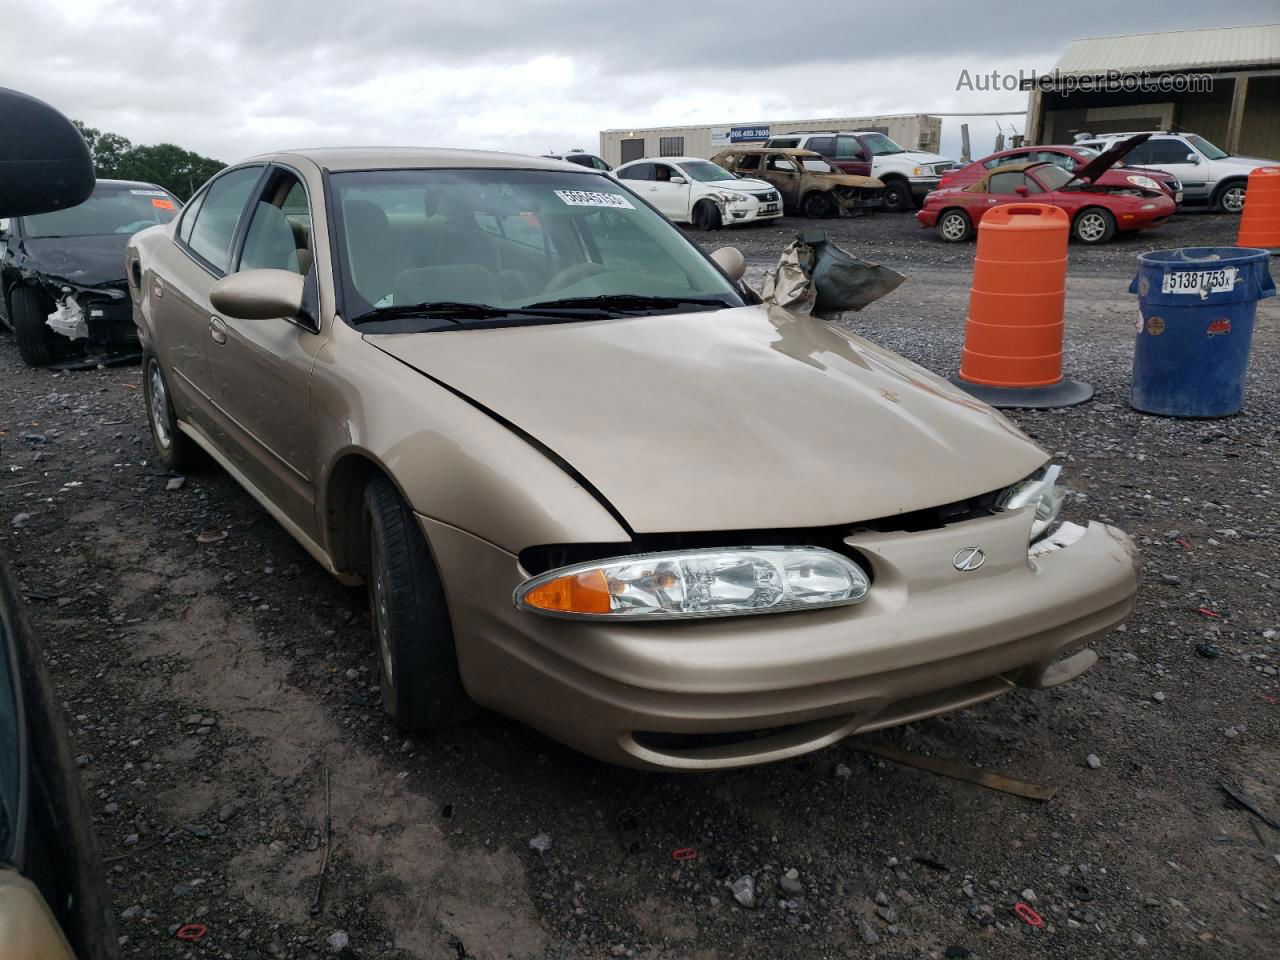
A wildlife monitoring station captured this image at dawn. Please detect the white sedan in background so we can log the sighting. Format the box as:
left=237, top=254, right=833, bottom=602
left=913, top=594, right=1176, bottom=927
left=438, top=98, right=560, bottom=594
left=614, top=156, right=783, bottom=229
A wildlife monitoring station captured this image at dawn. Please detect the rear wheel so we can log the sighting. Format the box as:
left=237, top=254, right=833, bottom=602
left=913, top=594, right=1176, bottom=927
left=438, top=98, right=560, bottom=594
left=363, top=474, right=470, bottom=731
left=801, top=191, right=833, bottom=219
left=936, top=209, right=972, bottom=242
left=881, top=180, right=912, bottom=213
left=142, top=349, right=200, bottom=471
left=10, top=286, right=58, bottom=366
left=1073, top=207, right=1116, bottom=244
left=1213, top=180, right=1246, bottom=214
left=692, top=200, right=722, bottom=231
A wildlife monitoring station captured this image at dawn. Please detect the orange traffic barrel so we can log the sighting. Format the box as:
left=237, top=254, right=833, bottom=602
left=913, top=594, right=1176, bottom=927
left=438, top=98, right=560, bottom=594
left=949, top=203, right=1092, bottom=408
left=1237, top=166, right=1280, bottom=253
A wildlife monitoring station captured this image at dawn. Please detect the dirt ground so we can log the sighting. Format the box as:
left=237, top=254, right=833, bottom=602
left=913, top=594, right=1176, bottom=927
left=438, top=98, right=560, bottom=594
left=1, top=208, right=1277, bottom=960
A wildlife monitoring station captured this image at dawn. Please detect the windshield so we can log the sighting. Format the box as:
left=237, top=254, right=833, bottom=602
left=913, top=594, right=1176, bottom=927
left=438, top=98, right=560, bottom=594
left=330, top=168, right=744, bottom=326
left=1032, top=165, right=1074, bottom=190
left=22, top=184, right=179, bottom=239
left=862, top=133, right=905, bottom=156
left=681, top=160, right=737, bottom=183
left=1186, top=134, right=1228, bottom=160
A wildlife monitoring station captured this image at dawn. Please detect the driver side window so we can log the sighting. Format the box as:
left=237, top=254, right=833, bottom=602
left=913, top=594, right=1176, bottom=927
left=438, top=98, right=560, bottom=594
left=238, top=172, right=313, bottom=276
left=988, top=171, right=1025, bottom=194
left=185, top=166, right=264, bottom=274
left=767, top=157, right=797, bottom=173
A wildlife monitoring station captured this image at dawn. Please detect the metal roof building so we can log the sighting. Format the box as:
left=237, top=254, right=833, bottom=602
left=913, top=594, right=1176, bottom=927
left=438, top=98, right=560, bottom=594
left=1025, top=24, right=1280, bottom=158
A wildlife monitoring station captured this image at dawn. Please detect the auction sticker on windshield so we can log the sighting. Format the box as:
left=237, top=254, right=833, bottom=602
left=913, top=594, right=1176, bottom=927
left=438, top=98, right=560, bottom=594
left=1161, top=268, right=1238, bottom=295
left=555, top=190, right=635, bottom=209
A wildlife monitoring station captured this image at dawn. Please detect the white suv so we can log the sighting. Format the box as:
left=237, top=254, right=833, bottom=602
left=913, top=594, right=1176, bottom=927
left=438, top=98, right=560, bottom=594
left=764, top=131, right=955, bottom=212
left=614, top=156, right=783, bottom=229
left=1074, top=132, right=1275, bottom=213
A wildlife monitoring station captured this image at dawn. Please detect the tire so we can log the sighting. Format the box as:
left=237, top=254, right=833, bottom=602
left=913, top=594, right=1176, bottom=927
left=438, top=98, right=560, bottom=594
left=801, top=191, right=833, bottom=219
left=881, top=180, right=913, bottom=213
left=363, top=473, right=470, bottom=731
left=142, top=349, right=200, bottom=471
left=1073, top=207, right=1116, bottom=244
left=935, top=209, right=972, bottom=243
left=10, top=286, right=58, bottom=366
left=691, top=200, right=722, bottom=231
left=1213, top=180, right=1246, bottom=214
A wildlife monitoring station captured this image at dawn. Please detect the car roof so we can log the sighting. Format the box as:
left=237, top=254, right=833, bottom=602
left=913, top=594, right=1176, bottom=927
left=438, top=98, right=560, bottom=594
left=617, top=156, right=712, bottom=166
left=716, top=147, right=824, bottom=157
left=245, top=147, right=594, bottom=173
left=95, top=178, right=172, bottom=191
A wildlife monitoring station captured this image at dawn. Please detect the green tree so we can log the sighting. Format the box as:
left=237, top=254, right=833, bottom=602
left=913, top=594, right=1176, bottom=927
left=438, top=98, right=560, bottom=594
left=73, top=120, right=134, bottom=176
left=113, top=143, right=225, bottom=200
left=72, top=120, right=225, bottom=200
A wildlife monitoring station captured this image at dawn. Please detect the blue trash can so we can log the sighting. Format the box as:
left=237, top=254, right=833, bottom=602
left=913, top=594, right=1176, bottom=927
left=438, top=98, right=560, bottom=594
left=1129, top=247, right=1275, bottom=417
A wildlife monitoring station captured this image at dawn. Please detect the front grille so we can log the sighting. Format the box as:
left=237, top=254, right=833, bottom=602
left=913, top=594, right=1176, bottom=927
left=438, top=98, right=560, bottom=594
left=751, top=190, right=779, bottom=202
left=932, top=162, right=954, bottom=174
left=1167, top=178, right=1181, bottom=191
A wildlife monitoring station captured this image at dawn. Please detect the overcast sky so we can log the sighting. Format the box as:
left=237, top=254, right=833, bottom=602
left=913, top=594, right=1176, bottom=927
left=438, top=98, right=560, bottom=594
left=5, top=0, right=1275, bottom=164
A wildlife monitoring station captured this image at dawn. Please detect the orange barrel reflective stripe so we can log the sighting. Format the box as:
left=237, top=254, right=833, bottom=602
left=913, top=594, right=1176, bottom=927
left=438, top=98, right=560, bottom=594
left=1236, top=167, right=1280, bottom=253
left=949, top=203, right=1092, bottom=408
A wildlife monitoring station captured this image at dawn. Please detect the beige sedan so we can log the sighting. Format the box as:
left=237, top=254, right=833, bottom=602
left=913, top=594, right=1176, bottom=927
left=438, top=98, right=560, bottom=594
left=127, top=148, right=1139, bottom=771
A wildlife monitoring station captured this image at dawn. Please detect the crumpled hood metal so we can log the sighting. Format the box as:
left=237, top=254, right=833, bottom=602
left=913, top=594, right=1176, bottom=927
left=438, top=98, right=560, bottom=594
left=20, top=234, right=130, bottom=290
left=366, top=305, right=1046, bottom=533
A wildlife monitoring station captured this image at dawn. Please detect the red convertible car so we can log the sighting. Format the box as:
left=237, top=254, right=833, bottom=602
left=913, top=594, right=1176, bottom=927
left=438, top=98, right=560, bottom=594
left=917, top=135, right=1175, bottom=244
left=935, top=144, right=1182, bottom=204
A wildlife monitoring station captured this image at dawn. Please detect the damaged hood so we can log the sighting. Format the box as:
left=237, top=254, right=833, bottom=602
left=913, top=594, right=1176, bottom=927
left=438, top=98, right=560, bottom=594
left=719, top=177, right=777, bottom=193
left=365, top=305, right=1045, bottom=533
left=19, top=234, right=131, bottom=290
left=1067, top=133, right=1151, bottom=186
left=820, top=174, right=884, bottom=190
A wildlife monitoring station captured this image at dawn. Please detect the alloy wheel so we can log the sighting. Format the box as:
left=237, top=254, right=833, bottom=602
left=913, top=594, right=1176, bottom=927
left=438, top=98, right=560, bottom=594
left=940, top=213, right=967, bottom=241
left=148, top=361, right=172, bottom=449
left=1077, top=213, right=1107, bottom=242
left=1222, top=186, right=1245, bottom=213
left=371, top=544, right=394, bottom=684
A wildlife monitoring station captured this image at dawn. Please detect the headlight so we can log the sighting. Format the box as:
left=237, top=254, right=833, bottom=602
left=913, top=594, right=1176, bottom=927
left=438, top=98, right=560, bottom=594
left=717, top=191, right=747, bottom=204
left=999, top=464, right=1065, bottom=543
left=515, top=547, right=869, bottom=620
left=1126, top=175, right=1160, bottom=190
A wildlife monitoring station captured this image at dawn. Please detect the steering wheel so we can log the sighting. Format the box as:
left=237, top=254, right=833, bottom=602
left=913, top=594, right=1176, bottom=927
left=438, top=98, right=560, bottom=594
left=543, top=261, right=608, bottom=295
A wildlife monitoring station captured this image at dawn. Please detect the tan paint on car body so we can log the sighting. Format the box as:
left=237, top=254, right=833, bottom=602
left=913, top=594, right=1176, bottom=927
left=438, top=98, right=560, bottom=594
left=129, top=146, right=1140, bottom=770
left=0, top=871, right=76, bottom=960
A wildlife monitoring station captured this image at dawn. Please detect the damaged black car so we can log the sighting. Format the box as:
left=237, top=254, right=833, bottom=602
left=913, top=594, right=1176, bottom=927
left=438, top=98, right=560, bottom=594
left=0, top=178, right=179, bottom=367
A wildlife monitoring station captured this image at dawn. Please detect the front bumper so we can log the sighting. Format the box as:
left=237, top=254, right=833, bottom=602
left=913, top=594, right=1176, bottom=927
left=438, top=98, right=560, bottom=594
left=909, top=177, right=942, bottom=200
left=722, top=194, right=784, bottom=225
left=425, top=509, right=1139, bottom=771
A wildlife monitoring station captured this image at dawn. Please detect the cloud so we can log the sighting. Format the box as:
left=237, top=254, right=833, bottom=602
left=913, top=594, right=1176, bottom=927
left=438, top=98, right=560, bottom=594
left=3, top=0, right=1275, bottom=165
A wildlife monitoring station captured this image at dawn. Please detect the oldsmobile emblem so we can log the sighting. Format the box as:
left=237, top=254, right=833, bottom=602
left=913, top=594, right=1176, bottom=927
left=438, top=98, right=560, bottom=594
left=952, top=547, right=986, bottom=572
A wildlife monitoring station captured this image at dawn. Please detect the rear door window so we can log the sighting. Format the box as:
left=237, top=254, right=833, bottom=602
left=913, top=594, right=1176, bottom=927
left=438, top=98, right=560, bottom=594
left=618, top=163, right=653, bottom=181
left=185, top=166, right=264, bottom=273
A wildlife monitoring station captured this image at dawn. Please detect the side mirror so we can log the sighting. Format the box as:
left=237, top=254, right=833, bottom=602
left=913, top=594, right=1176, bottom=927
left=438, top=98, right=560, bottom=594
left=1014, top=185, right=1029, bottom=196
left=210, top=269, right=304, bottom=320
left=1186, top=153, right=1201, bottom=164
left=0, top=87, right=95, bottom=217
left=669, top=176, right=687, bottom=185
left=710, top=246, right=745, bottom=282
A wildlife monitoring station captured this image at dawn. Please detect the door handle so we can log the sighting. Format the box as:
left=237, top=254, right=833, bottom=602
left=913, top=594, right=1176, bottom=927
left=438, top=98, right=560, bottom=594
left=209, top=316, right=227, bottom=344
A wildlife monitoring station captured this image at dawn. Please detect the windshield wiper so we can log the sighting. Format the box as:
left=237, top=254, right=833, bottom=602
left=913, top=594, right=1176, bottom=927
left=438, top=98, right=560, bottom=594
left=350, top=301, right=612, bottom=325
left=523, top=294, right=735, bottom=313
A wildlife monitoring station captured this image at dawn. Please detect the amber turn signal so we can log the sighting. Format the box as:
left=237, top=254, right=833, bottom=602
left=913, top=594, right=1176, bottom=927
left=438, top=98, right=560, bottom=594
left=520, top=568, right=613, bottom=615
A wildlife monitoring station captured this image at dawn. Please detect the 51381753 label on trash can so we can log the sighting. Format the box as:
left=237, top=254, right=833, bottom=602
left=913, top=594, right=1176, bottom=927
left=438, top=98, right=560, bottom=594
left=1161, top=268, right=1238, bottom=295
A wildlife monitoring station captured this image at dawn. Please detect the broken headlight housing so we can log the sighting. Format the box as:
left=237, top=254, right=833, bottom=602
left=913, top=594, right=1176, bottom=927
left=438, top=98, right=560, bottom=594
left=717, top=191, right=748, bottom=205
left=999, top=464, right=1065, bottom=543
left=515, top=547, right=869, bottom=621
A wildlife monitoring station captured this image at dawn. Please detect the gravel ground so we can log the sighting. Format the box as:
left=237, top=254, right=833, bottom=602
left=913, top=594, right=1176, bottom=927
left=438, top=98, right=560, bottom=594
left=1, top=208, right=1277, bottom=960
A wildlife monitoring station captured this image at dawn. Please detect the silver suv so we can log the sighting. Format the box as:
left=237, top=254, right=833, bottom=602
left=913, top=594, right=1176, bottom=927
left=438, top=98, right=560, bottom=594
left=1074, top=131, right=1275, bottom=213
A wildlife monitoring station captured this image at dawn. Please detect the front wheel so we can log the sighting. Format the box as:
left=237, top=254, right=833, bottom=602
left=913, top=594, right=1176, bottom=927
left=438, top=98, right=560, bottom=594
left=364, top=474, right=471, bottom=731
left=801, top=191, right=833, bottom=219
left=881, top=180, right=912, bottom=213
left=936, top=209, right=972, bottom=242
left=10, top=286, right=59, bottom=366
left=691, top=200, right=722, bottom=231
left=1073, top=207, right=1116, bottom=244
left=1213, top=180, right=1246, bottom=214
